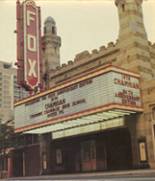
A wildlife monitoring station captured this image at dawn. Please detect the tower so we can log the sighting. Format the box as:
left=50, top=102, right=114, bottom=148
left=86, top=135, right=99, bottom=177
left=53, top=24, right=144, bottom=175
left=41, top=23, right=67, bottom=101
left=115, top=0, right=153, bottom=80
left=42, top=16, right=61, bottom=88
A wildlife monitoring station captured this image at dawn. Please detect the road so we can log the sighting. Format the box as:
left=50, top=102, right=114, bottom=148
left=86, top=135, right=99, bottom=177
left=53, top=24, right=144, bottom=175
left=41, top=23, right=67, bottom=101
left=5, top=169, right=155, bottom=181
left=6, top=176, right=155, bottom=181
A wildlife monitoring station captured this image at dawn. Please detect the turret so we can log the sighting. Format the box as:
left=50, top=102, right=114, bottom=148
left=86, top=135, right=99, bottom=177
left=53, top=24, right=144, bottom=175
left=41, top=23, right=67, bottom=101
left=115, top=0, right=147, bottom=41
left=42, top=16, right=61, bottom=88
left=115, top=0, right=153, bottom=79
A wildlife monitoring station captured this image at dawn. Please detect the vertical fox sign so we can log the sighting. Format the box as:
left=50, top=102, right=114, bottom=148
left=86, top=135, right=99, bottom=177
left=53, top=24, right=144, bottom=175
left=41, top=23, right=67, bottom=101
left=16, top=0, right=41, bottom=91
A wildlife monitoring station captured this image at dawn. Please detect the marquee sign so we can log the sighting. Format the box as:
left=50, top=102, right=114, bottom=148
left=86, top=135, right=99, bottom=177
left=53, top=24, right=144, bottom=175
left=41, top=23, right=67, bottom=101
left=14, top=66, right=143, bottom=130
left=16, top=0, right=41, bottom=90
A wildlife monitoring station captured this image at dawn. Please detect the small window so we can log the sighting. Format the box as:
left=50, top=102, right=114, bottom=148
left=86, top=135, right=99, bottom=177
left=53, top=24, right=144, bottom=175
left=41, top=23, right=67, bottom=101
left=3, top=63, right=11, bottom=69
left=122, top=4, right=125, bottom=11
left=52, top=26, right=56, bottom=34
left=152, top=107, right=155, bottom=120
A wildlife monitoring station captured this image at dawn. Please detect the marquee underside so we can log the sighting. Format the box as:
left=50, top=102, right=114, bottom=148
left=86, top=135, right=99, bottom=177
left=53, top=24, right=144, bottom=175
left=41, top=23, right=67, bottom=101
left=24, top=109, right=136, bottom=137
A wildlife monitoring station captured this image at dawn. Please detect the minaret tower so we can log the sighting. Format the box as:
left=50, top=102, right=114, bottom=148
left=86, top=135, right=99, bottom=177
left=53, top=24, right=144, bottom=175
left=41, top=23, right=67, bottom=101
left=115, top=0, right=153, bottom=79
left=42, top=16, right=61, bottom=88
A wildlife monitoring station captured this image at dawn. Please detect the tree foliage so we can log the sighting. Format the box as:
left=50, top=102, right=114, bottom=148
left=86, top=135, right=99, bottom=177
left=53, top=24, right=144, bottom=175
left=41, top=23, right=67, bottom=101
left=0, top=123, right=14, bottom=149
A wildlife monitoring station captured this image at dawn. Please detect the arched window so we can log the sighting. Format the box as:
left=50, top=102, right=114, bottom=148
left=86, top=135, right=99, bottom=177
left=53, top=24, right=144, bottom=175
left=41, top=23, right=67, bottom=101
left=122, top=4, right=125, bottom=11
left=52, top=26, right=56, bottom=34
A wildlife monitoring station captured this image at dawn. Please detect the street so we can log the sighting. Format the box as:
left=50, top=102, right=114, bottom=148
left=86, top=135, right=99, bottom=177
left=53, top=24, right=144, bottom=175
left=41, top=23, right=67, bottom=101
left=5, top=169, right=155, bottom=181
left=6, top=176, right=155, bottom=181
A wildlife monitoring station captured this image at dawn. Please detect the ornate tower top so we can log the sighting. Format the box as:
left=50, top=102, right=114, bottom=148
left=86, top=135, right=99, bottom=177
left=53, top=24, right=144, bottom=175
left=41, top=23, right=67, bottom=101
left=44, top=16, right=57, bottom=36
left=45, top=16, right=56, bottom=25
left=115, top=0, right=143, bottom=6
left=42, top=16, right=61, bottom=88
left=115, top=0, right=153, bottom=80
left=115, top=0, right=125, bottom=6
left=115, top=0, right=147, bottom=42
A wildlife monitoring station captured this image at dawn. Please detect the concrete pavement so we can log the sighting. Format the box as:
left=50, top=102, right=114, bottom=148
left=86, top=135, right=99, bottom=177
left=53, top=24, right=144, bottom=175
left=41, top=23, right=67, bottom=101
left=4, top=169, right=155, bottom=180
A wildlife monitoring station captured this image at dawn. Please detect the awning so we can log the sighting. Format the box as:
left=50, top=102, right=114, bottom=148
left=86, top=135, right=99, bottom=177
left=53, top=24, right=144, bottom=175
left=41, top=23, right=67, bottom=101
left=52, top=117, right=125, bottom=139
left=25, top=109, right=136, bottom=137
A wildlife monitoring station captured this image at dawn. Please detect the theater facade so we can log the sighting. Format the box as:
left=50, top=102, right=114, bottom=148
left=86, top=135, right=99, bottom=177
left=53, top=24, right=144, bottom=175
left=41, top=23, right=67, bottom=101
left=7, top=64, right=144, bottom=176
left=3, top=0, right=155, bottom=178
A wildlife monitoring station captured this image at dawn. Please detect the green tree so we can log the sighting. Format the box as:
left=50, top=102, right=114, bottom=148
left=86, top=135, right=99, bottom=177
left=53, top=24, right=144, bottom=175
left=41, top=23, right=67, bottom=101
left=0, top=123, right=14, bottom=173
left=0, top=123, right=14, bottom=149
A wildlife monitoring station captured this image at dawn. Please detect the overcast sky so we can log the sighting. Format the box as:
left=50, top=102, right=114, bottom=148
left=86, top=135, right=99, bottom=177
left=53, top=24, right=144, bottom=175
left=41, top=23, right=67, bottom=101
left=0, top=0, right=155, bottom=65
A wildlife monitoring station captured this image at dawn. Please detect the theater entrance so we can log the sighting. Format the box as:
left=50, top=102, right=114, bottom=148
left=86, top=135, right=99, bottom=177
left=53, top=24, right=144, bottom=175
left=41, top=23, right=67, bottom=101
left=12, top=145, right=40, bottom=177
left=106, top=129, right=132, bottom=170
left=50, top=128, right=132, bottom=173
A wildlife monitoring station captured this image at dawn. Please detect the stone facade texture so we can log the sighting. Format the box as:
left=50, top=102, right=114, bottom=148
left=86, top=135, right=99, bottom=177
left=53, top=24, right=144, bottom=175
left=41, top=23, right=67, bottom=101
left=41, top=0, right=155, bottom=169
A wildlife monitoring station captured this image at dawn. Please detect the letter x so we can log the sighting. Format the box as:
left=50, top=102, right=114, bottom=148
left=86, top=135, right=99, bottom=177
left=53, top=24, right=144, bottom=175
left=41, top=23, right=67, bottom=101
left=28, top=59, right=37, bottom=77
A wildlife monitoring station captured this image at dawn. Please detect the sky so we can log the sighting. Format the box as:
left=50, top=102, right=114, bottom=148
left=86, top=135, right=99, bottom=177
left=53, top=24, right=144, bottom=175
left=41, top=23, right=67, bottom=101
left=0, top=0, right=155, bottom=65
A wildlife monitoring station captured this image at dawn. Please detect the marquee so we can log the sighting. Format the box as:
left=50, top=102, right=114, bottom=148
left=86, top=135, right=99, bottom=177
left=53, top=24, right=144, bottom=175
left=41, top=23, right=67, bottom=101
left=14, top=65, right=143, bottom=133
left=16, top=0, right=41, bottom=90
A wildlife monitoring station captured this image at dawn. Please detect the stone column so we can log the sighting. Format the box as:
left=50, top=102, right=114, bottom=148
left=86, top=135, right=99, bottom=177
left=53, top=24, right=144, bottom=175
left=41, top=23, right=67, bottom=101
left=126, top=115, right=140, bottom=169
left=141, top=113, right=155, bottom=169
left=7, top=150, right=13, bottom=178
left=128, top=113, right=155, bottom=169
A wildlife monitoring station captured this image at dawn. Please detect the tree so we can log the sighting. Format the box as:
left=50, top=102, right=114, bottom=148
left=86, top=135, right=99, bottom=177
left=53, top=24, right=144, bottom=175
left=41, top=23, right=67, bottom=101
left=0, top=123, right=14, bottom=175
left=0, top=123, right=14, bottom=149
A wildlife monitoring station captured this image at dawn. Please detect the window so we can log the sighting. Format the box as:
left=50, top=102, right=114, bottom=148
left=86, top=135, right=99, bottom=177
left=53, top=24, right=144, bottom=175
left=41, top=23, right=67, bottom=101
left=3, top=63, right=11, bottom=69
left=122, top=4, right=125, bottom=11
left=52, top=26, right=56, bottom=34
left=152, top=107, right=155, bottom=120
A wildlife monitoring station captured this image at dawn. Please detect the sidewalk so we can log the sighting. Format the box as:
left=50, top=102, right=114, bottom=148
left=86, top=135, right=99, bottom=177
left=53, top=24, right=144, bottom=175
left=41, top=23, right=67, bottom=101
left=7, top=169, right=155, bottom=180
left=89, top=169, right=155, bottom=176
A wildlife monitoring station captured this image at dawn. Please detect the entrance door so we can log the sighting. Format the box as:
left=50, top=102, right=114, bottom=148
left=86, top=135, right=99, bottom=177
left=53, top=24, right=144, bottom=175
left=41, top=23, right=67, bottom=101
left=24, top=145, right=40, bottom=176
left=106, top=129, right=132, bottom=170
left=12, top=150, right=23, bottom=177
left=81, top=140, right=96, bottom=171
left=53, top=142, right=81, bottom=173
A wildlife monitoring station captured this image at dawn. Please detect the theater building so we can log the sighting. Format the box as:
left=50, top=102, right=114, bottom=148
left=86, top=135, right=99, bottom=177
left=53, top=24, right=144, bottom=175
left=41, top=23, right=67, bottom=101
left=5, top=0, right=155, bottom=177
left=13, top=64, right=143, bottom=176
